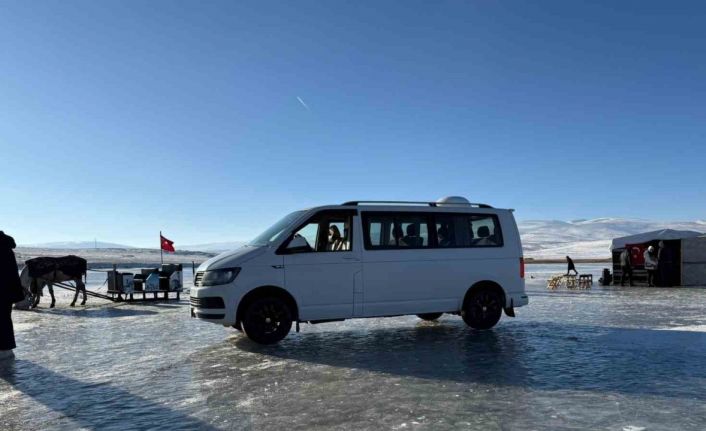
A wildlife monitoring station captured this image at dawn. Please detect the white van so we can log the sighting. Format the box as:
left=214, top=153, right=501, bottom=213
left=190, top=196, right=528, bottom=344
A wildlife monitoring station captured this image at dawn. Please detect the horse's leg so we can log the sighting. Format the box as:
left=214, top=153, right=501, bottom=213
left=48, top=284, right=56, bottom=308
left=71, top=280, right=79, bottom=307
left=31, top=279, right=40, bottom=308
left=78, top=279, right=87, bottom=305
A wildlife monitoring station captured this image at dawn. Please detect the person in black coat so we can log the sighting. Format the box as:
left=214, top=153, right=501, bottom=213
left=657, top=241, right=674, bottom=287
left=1, top=231, right=25, bottom=358
left=566, top=256, right=578, bottom=276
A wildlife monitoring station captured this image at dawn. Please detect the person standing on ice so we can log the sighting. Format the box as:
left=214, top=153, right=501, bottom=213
left=619, top=248, right=634, bottom=286
left=657, top=241, right=673, bottom=287
left=0, top=231, right=25, bottom=360
left=565, top=256, right=578, bottom=276
left=643, top=245, right=658, bottom=287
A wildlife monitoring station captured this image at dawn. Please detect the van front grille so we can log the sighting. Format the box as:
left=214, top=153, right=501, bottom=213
left=190, top=296, right=225, bottom=309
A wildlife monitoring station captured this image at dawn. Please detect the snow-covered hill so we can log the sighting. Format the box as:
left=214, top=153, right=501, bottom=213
left=519, top=218, right=706, bottom=259
left=22, top=241, right=134, bottom=249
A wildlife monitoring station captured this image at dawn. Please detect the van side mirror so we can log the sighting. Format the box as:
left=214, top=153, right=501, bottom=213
left=285, top=235, right=312, bottom=253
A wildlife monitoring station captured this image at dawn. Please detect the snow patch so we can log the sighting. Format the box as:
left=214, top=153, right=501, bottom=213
left=657, top=325, right=706, bottom=333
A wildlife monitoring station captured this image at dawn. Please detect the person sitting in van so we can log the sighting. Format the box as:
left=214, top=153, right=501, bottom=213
left=327, top=225, right=346, bottom=251
left=389, top=225, right=405, bottom=246
left=644, top=245, right=658, bottom=287
left=474, top=226, right=495, bottom=246
left=402, top=224, right=423, bottom=247
left=437, top=225, right=452, bottom=247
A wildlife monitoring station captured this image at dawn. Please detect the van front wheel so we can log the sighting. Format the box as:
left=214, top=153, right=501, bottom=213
left=242, top=297, right=292, bottom=344
left=462, top=289, right=502, bottom=330
left=417, top=313, right=443, bottom=321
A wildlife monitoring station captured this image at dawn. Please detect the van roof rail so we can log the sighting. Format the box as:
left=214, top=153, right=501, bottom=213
left=341, top=200, right=493, bottom=208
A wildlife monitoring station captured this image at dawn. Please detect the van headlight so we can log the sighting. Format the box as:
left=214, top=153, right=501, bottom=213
left=201, top=268, right=241, bottom=286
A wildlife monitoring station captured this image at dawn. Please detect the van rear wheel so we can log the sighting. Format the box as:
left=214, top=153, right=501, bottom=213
left=242, top=297, right=292, bottom=344
left=462, top=288, right=502, bottom=330
left=417, top=313, right=443, bottom=321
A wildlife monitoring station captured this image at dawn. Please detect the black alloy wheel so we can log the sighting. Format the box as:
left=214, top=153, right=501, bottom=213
left=242, top=297, right=293, bottom=344
left=462, top=288, right=502, bottom=330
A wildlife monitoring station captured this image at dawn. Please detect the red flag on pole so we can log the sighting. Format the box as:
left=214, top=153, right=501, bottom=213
left=160, top=234, right=175, bottom=253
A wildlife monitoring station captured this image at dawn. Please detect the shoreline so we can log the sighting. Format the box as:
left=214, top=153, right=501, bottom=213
left=525, top=258, right=611, bottom=264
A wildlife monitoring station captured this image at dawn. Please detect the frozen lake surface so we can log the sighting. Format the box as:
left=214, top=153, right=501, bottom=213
left=2, top=264, right=706, bottom=430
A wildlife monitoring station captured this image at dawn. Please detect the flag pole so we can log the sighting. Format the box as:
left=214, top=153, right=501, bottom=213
left=160, top=230, right=163, bottom=265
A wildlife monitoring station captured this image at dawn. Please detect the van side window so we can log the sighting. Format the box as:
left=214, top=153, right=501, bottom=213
left=363, top=213, right=432, bottom=249
left=364, top=212, right=503, bottom=250
left=289, top=211, right=354, bottom=252
left=295, top=223, right=319, bottom=251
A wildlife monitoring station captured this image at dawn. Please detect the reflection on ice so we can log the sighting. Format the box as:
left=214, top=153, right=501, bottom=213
left=1, top=361, right=220, bottom=431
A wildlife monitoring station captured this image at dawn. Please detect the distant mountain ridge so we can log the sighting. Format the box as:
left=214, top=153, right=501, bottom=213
left=22, top=241, right=134, bottom=249
left=19, top=240, right=247, bottom=253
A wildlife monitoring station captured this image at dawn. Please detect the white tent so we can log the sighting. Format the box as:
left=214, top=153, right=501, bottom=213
left=610, top=229, right=703, bottom=251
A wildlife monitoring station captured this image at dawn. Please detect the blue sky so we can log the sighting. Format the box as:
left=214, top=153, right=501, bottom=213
left=1, top=1, right=705, bottom=247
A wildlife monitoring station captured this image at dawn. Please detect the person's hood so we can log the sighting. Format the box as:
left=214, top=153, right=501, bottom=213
left=0, top=231, right=17, bottom=250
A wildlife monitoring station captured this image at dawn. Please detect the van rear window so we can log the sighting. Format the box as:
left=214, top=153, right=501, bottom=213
left=362, top=212, right=503, bottom=250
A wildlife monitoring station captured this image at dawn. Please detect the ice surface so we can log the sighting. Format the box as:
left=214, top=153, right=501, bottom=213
left=2, top=264, right=706, bottom=430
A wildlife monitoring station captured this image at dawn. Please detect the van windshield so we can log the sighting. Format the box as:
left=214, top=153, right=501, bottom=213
left=248, top=210, right=306, bottom=246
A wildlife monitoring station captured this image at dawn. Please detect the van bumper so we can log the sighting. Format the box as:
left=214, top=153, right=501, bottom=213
left=189, top=284, right=237, bottom=326
left=506, top=292, right=529, bottom=308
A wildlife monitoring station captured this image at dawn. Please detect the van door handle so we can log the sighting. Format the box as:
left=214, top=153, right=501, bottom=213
left=342, top=257, right=360, bottom=261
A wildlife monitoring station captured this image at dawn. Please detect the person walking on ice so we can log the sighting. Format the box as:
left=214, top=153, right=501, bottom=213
left=566, top=255, right=578, bottom=276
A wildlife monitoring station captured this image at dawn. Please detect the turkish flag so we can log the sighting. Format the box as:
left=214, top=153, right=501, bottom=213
left=626, top=243, right=646, bottom=266
left=160, top=234, right=175, bottom=253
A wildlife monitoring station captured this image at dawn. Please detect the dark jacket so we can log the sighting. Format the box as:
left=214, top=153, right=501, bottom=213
left=0, top=231, right=25, bottom=304
left=658, top=247, right=673, bottom=264
left=566, top=256, right=576, bottom=270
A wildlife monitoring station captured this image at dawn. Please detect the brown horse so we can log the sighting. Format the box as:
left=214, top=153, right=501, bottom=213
left=19, top=256, right=88, bottom=308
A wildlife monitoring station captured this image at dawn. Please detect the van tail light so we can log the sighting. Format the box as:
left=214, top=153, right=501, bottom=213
left=520, top=257, right=525, bottom=279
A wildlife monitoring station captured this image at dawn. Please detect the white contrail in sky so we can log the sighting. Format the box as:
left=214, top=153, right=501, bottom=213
left=296, top=96, right=310, bottom=111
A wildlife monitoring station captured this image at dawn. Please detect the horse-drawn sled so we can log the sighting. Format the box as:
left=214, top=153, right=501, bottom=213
left=15, top=256, right=185, bottom=309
